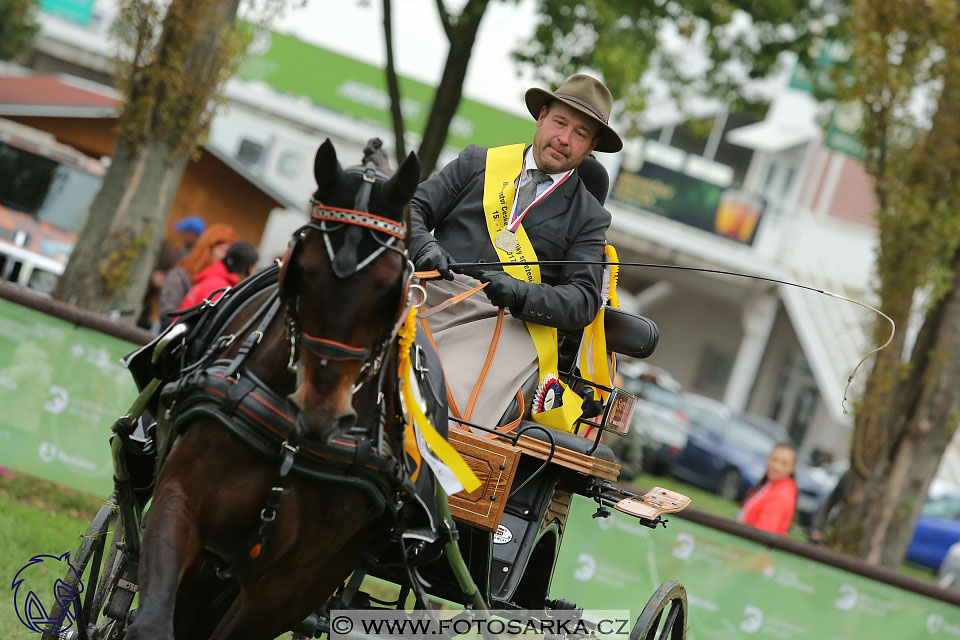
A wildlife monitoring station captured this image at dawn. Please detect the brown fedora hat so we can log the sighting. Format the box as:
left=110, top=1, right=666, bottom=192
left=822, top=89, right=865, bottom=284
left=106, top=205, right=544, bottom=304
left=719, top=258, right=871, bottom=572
left=525, top=74, right=623, bottom=153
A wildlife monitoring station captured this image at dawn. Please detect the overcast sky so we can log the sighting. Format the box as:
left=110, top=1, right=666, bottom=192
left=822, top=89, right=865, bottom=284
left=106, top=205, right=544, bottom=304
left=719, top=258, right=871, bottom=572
left=273, top=0, right=539, bottom=117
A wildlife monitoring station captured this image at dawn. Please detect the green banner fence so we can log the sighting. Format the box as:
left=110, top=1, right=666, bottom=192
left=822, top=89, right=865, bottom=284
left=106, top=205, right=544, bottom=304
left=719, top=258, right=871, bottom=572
left=1, top=284, right=958, bottom=637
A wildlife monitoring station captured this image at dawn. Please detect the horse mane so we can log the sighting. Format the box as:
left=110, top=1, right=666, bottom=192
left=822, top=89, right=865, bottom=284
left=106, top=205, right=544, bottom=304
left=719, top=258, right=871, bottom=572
left=362, top=138, right=393, bottom=176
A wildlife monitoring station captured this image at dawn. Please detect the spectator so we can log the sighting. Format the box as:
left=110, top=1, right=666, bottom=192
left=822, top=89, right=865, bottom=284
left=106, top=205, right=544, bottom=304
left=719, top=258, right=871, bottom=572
left=174, top=215, right=206, bottom=257
left=177, top=241, right=259, bottom=310
left=739, top=442, right=798, bottom=535
left=157, top=223, right=237, bottom=329
left=136, top=241, right=181, bottom=332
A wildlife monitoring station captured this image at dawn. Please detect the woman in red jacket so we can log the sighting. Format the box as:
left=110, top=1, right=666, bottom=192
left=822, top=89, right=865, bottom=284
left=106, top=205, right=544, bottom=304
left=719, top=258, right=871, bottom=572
left=177, top=241, right=259, bottom=311
left=739, top=443, right=798, bottom=535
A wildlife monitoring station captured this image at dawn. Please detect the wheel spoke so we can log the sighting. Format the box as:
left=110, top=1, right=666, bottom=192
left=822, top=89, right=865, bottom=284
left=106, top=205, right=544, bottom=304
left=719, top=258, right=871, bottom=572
left=657, top=601, right=681, bottom=640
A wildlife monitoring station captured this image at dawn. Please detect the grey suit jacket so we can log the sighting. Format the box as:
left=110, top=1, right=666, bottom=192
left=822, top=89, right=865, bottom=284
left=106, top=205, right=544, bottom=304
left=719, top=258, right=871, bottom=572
left=410, top=145, right=611, bottom=330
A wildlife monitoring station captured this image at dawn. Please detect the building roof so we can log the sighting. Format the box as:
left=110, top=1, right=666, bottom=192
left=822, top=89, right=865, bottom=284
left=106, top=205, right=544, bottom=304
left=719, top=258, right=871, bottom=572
left=0, top=74, right=119, bottom=117
left=0, top=72, right=300, bottom=210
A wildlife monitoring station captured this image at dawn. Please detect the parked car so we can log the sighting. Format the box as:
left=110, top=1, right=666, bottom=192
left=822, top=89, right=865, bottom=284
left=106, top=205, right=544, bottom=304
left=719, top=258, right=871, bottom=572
left=671, top=397, right=825, bottom=523
left=618, top=362, right=689, bottom=474
left=906, top=492, right=960, bottom=572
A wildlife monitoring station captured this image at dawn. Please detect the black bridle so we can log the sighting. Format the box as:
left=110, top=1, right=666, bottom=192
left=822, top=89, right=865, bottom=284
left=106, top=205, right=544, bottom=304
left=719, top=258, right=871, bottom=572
left=280, top=161, right=421, bottom=391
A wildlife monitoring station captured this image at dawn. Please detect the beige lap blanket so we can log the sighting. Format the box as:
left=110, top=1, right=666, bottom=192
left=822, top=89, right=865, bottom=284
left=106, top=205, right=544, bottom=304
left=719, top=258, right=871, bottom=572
left=421, top=274, right=537, bottom=432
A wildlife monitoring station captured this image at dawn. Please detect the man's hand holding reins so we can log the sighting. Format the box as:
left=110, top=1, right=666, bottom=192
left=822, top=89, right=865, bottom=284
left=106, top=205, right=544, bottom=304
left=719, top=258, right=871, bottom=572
left=414, top=241, right=455, bottom=280
left=477, top=270, right=528, bottom=310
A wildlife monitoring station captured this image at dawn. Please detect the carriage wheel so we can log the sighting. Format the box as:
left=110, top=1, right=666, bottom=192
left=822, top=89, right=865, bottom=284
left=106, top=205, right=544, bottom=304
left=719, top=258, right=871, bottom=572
left=628, top=580, right=687, bottom=640
left=41, top=492, right=129, bottom=640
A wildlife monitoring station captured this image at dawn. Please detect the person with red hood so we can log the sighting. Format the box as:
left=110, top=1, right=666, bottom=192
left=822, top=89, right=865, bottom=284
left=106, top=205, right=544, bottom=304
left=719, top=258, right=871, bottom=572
left=177, top=241, right=259, bottom=311
left=738, top=442, right=799, bottom=535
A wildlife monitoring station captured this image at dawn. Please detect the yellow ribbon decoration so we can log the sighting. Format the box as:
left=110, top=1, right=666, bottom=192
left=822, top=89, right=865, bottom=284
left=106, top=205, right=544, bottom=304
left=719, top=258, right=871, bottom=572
left=397, top=306, right=480, bottom=492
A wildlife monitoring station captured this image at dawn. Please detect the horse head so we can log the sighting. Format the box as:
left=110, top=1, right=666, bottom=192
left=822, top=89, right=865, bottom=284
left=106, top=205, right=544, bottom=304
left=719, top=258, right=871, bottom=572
left=279, top=138, right=419, bottom=440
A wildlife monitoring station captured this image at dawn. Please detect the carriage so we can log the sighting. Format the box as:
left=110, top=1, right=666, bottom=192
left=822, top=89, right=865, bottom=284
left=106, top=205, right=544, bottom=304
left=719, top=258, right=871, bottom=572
left=43, top=140, right=691, bottom=640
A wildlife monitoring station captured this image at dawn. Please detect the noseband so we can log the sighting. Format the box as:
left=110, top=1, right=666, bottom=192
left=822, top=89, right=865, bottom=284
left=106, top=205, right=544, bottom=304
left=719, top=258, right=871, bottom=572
left=281, top=161, right=421, bottom=389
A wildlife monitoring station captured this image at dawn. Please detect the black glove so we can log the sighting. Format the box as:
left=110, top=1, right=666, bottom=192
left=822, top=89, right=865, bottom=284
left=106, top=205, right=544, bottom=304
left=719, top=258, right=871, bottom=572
left=477, top=270, right=528, bottom=310
left=413, top=241, right=454, bottom=280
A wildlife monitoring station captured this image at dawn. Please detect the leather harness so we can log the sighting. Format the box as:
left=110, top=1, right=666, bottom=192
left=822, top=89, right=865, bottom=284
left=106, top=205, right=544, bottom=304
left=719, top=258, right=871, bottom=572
left=158, top=159, right=426, bottom=564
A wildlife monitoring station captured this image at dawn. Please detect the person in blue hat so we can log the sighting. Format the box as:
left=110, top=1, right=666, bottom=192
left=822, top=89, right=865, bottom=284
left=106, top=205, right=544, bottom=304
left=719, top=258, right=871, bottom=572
left=174, top=215, right=206, bottom=257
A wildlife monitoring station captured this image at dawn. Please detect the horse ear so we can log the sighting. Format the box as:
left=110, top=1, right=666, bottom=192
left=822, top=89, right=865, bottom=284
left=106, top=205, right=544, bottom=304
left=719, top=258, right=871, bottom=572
left=382, top=151, right=420, bottom=209
left=314, top=139, right=343, bottom=194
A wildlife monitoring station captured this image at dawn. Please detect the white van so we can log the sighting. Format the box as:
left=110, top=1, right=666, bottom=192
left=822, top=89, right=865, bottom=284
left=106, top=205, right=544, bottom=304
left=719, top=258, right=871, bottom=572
left=0, top=118, right=105, bottom=295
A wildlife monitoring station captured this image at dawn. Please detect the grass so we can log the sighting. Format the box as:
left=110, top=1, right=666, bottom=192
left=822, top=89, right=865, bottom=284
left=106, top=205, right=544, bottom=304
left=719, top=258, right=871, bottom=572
left=0, top=468, right=104, bottom=639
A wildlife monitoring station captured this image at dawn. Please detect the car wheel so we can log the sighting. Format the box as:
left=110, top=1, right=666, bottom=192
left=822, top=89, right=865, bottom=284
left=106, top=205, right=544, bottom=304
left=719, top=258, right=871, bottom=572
left=718, top=469, right=742, bottom=502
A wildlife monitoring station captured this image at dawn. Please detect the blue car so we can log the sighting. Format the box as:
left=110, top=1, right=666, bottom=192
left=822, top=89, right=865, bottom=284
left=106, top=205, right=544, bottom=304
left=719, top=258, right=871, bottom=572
left=906, top=493, right=960, bottom=571
left=671, top=395, right=825, bottom=522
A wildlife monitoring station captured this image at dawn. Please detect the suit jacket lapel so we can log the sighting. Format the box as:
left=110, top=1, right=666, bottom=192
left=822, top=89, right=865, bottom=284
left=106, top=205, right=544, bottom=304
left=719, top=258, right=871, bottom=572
left=521, top=167, right=577, bottom=231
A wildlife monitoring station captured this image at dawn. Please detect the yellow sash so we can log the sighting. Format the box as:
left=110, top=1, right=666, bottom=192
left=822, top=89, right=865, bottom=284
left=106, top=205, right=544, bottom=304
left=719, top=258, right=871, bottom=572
left=578, top=244, right=620, bottom=401
left=482, top=144, right=582, bottom=433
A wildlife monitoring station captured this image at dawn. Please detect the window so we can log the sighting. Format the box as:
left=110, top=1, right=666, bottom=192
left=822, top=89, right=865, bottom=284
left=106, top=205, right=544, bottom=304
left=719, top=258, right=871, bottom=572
left=236, top=139, right=264, bottom=167
left=693, top=346, right=734, bottom=397
left=0, top=143, right=101, bottom=232
left=276, top=150, right=302, bottom=178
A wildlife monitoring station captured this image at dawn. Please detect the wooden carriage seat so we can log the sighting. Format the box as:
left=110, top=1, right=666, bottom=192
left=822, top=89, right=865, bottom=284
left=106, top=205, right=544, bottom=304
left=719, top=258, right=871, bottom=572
left=449, top=308, right=659, bottom=531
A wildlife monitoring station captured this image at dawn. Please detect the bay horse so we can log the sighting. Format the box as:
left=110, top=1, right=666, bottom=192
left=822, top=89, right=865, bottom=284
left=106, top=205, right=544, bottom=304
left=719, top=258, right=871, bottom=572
left=126, top=139, right=422, bottom=640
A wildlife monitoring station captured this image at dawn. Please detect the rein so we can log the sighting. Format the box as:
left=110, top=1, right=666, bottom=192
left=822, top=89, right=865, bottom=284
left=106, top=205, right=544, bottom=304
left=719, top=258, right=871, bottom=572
left=425, top=259, right=895, bottom=414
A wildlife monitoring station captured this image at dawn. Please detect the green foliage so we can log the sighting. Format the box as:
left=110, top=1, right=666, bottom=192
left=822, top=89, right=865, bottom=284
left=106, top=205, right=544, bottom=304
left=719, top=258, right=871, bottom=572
left=842, top=0, right=960, bottom=332
left=517, top=0, right=847, bottom=135
left=111, top=0, right=287, bottom=156
left=0, top=0, right=39, bottom=61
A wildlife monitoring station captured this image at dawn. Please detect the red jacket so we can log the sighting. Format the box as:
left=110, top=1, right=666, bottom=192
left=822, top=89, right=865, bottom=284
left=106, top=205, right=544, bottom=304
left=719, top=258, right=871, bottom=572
left=177, top=261, right=238, bottom=311
left=739, top=477, right=797, bottom=535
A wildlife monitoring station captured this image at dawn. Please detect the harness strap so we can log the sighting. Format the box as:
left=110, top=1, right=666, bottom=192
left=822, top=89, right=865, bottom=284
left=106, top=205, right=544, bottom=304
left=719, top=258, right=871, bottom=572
left=300, top=334, right=373, bottom=361
left=248, top=441, right=299, bottom=559
left=220, top=376, right=256, bottom=414
left=417, top=316, right=462, bottom=420
left=222, top=296, right=281, bottom=379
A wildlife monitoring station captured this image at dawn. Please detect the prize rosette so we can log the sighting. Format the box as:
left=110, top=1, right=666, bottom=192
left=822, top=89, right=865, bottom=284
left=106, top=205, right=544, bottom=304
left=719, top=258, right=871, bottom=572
left=532, top=374, right=564, bottom=415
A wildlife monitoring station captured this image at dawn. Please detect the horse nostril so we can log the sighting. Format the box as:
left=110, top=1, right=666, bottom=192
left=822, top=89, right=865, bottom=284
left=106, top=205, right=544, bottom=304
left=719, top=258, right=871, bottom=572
left=337, top=411, right=358, bottom=433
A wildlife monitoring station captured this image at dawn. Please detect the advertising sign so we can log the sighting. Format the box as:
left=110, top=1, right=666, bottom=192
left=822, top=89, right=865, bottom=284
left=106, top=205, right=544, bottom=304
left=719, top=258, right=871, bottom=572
left=553, top=497, right=959, bottom=639
left=237, top=31, right=535, bottom=151
left=612, top=162, right=765, bottom=245
left=0, top=299, right=136, bottom=496
left=39, top=0, right=95, bottom=25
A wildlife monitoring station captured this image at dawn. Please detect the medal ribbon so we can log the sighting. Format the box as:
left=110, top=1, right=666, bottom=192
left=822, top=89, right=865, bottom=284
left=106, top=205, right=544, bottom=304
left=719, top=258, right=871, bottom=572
left=481, top=145, right=583, bottom=433
left=506, top=159, right=573, bottom=233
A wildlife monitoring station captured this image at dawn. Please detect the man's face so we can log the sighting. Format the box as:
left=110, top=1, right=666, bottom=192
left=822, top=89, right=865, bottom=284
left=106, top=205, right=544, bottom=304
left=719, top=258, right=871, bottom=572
left=532, top=102, right=599, bottom=173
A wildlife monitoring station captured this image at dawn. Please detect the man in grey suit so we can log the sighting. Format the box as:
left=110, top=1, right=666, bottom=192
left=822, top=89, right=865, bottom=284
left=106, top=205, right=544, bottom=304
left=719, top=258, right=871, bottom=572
left=410, top=74, right=622, bottom=428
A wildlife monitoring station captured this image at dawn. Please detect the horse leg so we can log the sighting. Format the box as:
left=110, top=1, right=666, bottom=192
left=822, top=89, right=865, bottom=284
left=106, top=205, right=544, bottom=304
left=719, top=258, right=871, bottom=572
left=173, top=555, right=237, bottom=640
left=208, top=491, right=379, bottom=640
left=127, top=420, right=271, bottom=640
left=124, top=476, right=202, bottom=640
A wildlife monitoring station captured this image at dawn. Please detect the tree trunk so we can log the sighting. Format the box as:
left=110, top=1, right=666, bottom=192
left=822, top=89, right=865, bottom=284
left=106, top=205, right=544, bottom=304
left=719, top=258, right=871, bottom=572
left=417, top=0, right=490, bottom=179
left=383, top=0, right=406, bottom=165
left=831, top=249, right=960, bottom=566
left=53, top=137, right=188, bottom=316
left=53, top=0, right=243, bottom=322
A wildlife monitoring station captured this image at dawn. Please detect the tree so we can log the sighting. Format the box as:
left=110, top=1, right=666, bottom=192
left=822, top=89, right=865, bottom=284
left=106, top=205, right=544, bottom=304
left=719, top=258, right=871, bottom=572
left=0, top=0, right=39, bottom=61
left=382, top=0, right=841, bottom=177
left=53, top=0, right=281, bottom=319
left=827, top=0, right=960, bottom=568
